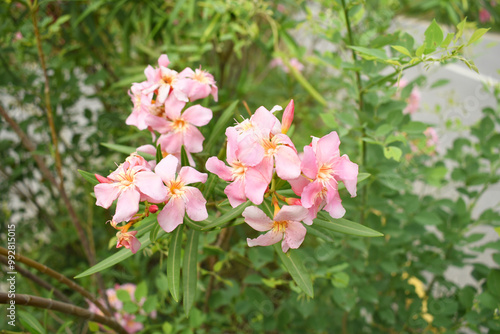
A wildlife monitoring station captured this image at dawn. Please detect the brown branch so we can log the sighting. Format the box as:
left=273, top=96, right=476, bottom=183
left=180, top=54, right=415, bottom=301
left=0, top=247, right=111, bottom=318
left=0, top=257, right=71, bottom=304
left=0, top=292, right=127, bottom=334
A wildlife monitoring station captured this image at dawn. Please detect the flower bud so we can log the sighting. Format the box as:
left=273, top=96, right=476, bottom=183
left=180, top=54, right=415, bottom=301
left=148, top=205, right=159, bottom=214
left=95, top=173, right=111, bottom=183
left=285, top=197, right=302, bottom=206
left=281, top=99, right=294, bottom=134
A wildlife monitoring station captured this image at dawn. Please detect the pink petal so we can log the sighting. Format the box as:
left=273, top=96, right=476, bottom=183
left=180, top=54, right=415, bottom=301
left=275, top=145, right=301, bottom=180
left=334, top=155, right=358, bottom=197
left=157, top=197, right=185, bottom=232
left=252, top=107, right=278, bottom=137
left=179, top=166, right=207, bottom=184
left=178, top=67, right=195, bottom=78
left=282, top=220, right=307, bottom=251
left=224, top=180, right=247, bottom=208
left=182, top=105, right=213, bottom=127
left=316, top=131, right=340, bottom=165
left=301, top=145, right=318, bottom=179
left=144, top=114, right=171, bottom=134
left=301, top=181, right=323, bottom=209
left=225, top=127, right=239, bottom=163
left=184, top=187, right=208, bottom=221
left=113, top=187, right=140, bottom=222
left=247, top=230, right=283, bottom=247
left=183, top=126, right=204, bottom=153
left=155, top=155, right=179, bottom=183
left=211, top=85, right=218, bottom=102
left=206, top=157, right=233, bottom=181
left=158, top=54, right=170, bottom=67
left=136, top=144, right=156, bottom=156
left=274, top=205, right=308, bottom=222
left=95, top=183, right=121, bottom=209
left=157, top=85, right=171, bottom=104
left=134, top=171, right=168, bottom=203
left=324, top=183, right=346, bottom=219
left=173, top=87, right=189, bottom=102
left=130, top=236, right=141, bottom=254
left=158, top=132, right=183, bottom=154
left=164, top=94, right=187, bottom=118
left=237, top=135, right=264, bottom=167
left=288, top=175, right=310, bottom=196
left=186, top=81, right=212, bottom=102
left=244, top=166, right=270, bottom=205
left=242, top=206, right=274, bottom=231
left=144, top=65, right=157, bottom=82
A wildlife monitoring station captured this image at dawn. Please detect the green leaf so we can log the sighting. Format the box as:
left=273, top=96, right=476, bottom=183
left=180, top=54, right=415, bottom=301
left=183, top=229, right=200, bottom=316
left=204, top=100, right=239, bottom=154
left=424, top=19, right=444, bottom=51
left=487, top=269, right=500, bottom=297
left=440, top=33, right=454, bottom=48
left=201, top=201, right=252, bottom=230
left=414, top=212, right=442, bottom=226
left=75, top=233, right=153, bottom=278
left=402, top=121, right=428, bottom=133
left=180, top=146, right=189, bottom=167
left=116, top=289, right=132, bottom=302
left=375, top=124, right=393, bottom=137
left=357, top=173, right=371, bottom=184
left=455, top=18, right=467, bottom=42
left=168, top=225, right=183, bottom=302
left=467, top=28, right=490, bottom=46
left=391, top=45, right=411, bottom=57
left=383, top=146, right=402, bottom=162
left=156, top=143, right=163, bottom=164
left=495, top=227, right=500, bottom=237
left=135, top=281, right=148, bottom=302
left=287, top=61, right=327, bottom=106
left=19, top=311, right=46, bottom=334
left=275, top=245, right=314, bottom=297
left=314, top=214, right=383, bottom=237
left=101, top=143, right=154, bottom=160
left=78, top=169, right=99, bottom=186
left=349, top=46, right=388, bottom=60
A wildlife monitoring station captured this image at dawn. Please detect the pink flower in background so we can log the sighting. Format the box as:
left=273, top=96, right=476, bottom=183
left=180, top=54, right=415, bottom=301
left=126, top=82, right=154, bottom=130
left=206, top=127, right=272, bottom=207
left=155, top=155, right=208, bottom=232
left=479, top=8, right=492, bottom=23
left=397, top=79, right=421, bottom=114
left=270, top=57, right=304, bottom=73
left=116, top=313, right=144, bottom=334
left=293, top=131, right=358, bottom=223
left=116, top=230, right=141, bottom=254
left=424, top=127, right=439, bottom=147
left=94, top=153, right=167, bottom=222
left=13, top=31, right=23, bottom=41
left=243, top=205, right=308, bottom=252
left=177, top=67, right=218, bottom=102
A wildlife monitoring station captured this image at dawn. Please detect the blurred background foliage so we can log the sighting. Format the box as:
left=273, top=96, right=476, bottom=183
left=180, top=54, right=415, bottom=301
left=1, top=0, right=499, bottom=333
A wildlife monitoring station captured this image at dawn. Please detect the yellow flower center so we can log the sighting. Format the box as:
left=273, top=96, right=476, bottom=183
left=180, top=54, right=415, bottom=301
left=172, top=118, right=187, bottom=132
left=272, top=220, right=288, bottom=233
left=231, top=161, right=248, bottom=180
left=193, top=69, right=210, bottom=84
left=317, top=164, right=334, bottom=183
left=168, top=179, right=185, bottom=197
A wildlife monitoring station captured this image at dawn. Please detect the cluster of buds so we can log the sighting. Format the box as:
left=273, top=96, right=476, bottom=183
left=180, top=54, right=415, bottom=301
left=206, top=101, right=359, bottom=252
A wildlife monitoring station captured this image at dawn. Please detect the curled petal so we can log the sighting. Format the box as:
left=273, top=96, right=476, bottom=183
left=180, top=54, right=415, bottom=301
left=301, top=145, right=318, bottom=179
left=324, top=183, right=346, bottom=219
left=334, top=155, right=358, bottom=197
left=282, top=220, right=307, bottom=252
left=247, top=230, right=283, bottom=248
left=206, top=157, right=233, bottom=181
left=242, top=206, right=274, bottom=232
left=275, top=145, right=301, bottom=180
left=301, top=181, right=323, bottom=209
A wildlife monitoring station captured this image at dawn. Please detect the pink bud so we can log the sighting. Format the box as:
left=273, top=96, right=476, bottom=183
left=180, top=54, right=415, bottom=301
left=148, top=205, right=159, bottom=213
left=281, top=99, right=294, bottom=134
left=95, top=173, right=111, bottom=183
left=285, top=197, right=302, bottom=206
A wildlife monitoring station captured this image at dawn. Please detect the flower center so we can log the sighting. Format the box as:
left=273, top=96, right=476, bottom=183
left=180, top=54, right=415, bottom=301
left=172, top=118, right=187, bottom=132
left=317, top=163, right=334, bottom=183
left=117, top=169, right=135, bottom=187
left=168, top=179, right=185, bottom=197
left=149, top=102, right=164, bottom=117
left=272, top=220, right=288, bottom=233
left=161, top=72, right=176, bottom=86
left=261, top=136, right=279, bottom=156
left=230, top=160, right=248, bottom=180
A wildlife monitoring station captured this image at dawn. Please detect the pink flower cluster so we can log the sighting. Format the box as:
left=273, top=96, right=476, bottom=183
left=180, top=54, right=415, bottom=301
left=87, top=283, right=156, bottom=334
left=206, top=101, right=359, bottom=252
left=125, top=54, right=217, bottom=164
left=396, top=79, right=421, bottom=115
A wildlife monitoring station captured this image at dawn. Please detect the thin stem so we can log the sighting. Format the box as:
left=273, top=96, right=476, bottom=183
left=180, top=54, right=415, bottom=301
left=0, top=292, right=127, bottom=334
left=0, top=247, right=111, bottom=318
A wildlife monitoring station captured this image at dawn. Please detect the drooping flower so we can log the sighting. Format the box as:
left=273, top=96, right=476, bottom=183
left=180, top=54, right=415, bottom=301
left=292, top=131, right=358, bottom=223
left=155, top=155, right=208, bottom=232
left=243, top=205, right=308, bottom=252
left=116, top=230, right=141, bottom=254
left=177, top=67, right=218, bottom=102
left=94, top=153, right=167, bottom=223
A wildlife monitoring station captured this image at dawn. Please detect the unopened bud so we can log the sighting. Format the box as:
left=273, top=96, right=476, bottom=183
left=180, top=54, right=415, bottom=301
left=148, top=205, right=159, bottom=214
left=285, top=197, right=302, bottom=206
left=281, top=99, right=294, bottom=134
left=95, top=174, right=111, bottom=183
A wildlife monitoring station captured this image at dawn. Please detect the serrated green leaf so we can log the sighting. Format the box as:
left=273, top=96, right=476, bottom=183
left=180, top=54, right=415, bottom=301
left=75, top=233, right=154, bottom=278
left=78, top=169, right=99, bottom=186
left=201, top=201, right=252, bottom=230
left=183, top=229, right=200, bottom=316
left=19, top=311, right=46, bottom=334
left=204, top=100, right=239, bottom=154
left=467, top=28, right=490, bottom=46
left=391, top=45, right=412, bottom=57
left=383, top=146, right=402, bottom=162
left=275, top=245, right=314, bottom=297
left=315, top=214, right=383, bottom=237
left=168, top=225, right=183, bottom=302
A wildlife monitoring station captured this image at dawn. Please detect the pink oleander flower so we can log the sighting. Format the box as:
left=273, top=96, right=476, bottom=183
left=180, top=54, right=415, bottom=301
left=116, top=313, right=144, bottom=334
left=291, top=131, right=358, bottom=223
left=94, top=153, right=167, bottom=223
left=177, top=67, right=218, bottom=102
left=126, top=82, right=154, bottom=130
left=206, top=127, right=272, bottom=207
left=155, top=155, right=208, bottom=232
left=397, top=79, right=421, bottom=115
left=145, top=97, right=213, bottom=154
left=243, top=205, right=308, bottom=252
left=424, top=127, right=439, bottom=148
left=143, top=54, right=188, bottom=104
left=116, top=230, right=141, bottom=254
left=479, top=8, right=492, bottom=23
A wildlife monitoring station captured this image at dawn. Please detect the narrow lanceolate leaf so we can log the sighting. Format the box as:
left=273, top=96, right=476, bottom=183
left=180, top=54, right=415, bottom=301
left=275, top=245, right=314, bottom=298
left=19, top=311, right=46, bottom=334
left=204, top=100, right=239, bottom=154
left=183, top=229, right=200, bottom=316
left=100, top=142, right=155, bottom=160
left=201, top=201, right=252, bottom=230
left=202, top=174, right=219, bottom=199
left=78, top=169, right=99, bottom=186
left=167, top=225, right=183, bottom=302
left=75, top=233, right=152, bottom=278
left=315, top=214, right=383, bottom=237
